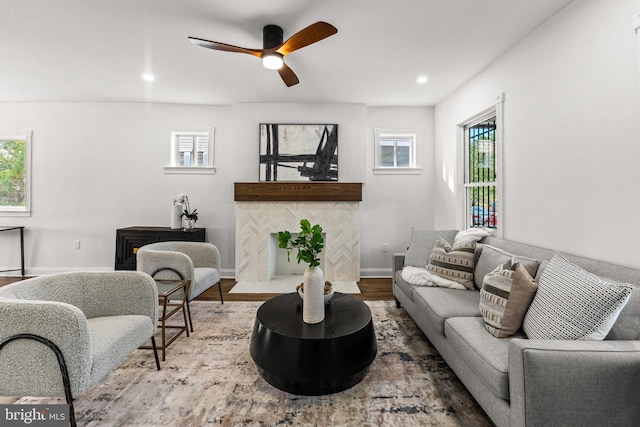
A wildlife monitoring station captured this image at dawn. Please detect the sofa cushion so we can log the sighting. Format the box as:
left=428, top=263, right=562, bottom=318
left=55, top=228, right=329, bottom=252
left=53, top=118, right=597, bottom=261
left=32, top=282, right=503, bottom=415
left=87, top=315, right=154, bottom=388
left=413, top=287, right=481, bottom=335
left=192, top=267, right=221, bottom=300
left=480, top=263, right=538, bottom=338
left=523, top=253, right=633, bottom=340
left=427, top=238, right=476, bottom=289
left=394, top=269, right=419, bottom=302
left=404, top=228, right=458, bottom=268
left=474, top=244, right=540, bottom=289
left=607, top=283, right=640, bottom=340
left=445, top=316, right=522, bottom=400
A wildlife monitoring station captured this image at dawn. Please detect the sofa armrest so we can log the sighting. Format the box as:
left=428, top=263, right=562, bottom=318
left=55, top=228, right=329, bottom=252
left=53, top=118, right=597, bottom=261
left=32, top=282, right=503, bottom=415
left=392, top=253, right=406, bottom=275
left=0, top=300, right=92, bottom=397
left=509, top=338, right=640, bottom=427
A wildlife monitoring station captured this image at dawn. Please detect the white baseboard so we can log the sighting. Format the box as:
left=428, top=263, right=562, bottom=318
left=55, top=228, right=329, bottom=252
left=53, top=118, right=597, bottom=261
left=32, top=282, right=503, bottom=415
left=359, top=267, right=393, bottom=278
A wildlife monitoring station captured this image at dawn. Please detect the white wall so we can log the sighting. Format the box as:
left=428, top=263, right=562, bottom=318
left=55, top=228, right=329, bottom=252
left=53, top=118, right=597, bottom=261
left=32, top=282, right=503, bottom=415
left=434, top=0, right=640, bottom=268
left=0, top=102, right=234, bottom=275
left=364, top=107, right=435, bottom=275
left=4, top=0, right=637, bottom=275
left=0, top=102, right=433, bottom=276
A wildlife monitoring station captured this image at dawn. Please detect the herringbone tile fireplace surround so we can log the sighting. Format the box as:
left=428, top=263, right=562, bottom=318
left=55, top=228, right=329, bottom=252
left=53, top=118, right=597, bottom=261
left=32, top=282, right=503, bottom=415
left=234, top=182, right=362, bottom=284
left=235, top=201, right=360, bottom=282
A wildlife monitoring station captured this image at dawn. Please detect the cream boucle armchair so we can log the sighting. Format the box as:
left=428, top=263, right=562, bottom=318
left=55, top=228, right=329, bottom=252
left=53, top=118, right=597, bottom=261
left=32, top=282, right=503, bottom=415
left=136, top=241, right=223, bottom=331
left=0, top=271, right=160, bottom=427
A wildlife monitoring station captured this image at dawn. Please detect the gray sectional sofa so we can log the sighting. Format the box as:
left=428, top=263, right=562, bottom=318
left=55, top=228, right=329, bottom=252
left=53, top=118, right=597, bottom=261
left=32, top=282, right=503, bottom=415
left=393, top=231, right=640, bottom=427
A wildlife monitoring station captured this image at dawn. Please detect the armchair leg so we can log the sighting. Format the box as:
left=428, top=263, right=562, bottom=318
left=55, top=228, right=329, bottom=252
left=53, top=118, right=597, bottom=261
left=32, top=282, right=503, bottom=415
left=0, top=334, right=77, bottom=427
left=186, top=301, right=194, bottom=332
left=151, top=336, right=161, bottom=370
left=217, top=280, right=224, bottom=304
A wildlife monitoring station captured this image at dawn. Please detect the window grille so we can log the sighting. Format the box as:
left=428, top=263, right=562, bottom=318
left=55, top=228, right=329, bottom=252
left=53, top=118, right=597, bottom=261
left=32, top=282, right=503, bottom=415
left=465, top=117, right=497, bottom=228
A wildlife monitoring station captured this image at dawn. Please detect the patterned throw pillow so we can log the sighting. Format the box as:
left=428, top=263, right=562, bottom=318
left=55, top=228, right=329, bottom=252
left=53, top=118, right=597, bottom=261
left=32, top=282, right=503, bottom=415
left=427, top=238, right=476, bottom=289
left=523, top=253, right=633, bottom=340
left=480, top=263, right=538, bottom=338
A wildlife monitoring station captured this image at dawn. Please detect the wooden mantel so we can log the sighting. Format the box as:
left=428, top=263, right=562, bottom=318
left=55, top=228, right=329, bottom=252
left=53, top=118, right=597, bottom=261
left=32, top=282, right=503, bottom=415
left=234, top=182, right=362, bottom=202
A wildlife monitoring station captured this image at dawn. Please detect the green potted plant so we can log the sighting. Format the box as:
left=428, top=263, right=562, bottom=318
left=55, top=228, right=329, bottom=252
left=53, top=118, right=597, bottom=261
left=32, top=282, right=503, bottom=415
left=277, top=219, right=324, bottom=267
left=277, top=219, right=327, bottom=324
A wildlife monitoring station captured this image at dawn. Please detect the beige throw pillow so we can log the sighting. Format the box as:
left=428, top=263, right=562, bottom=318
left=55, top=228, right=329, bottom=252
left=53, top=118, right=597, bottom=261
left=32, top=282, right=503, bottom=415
left=427, top=238, right=476, bottom=289
left=480, top=263, right=538, bottom=338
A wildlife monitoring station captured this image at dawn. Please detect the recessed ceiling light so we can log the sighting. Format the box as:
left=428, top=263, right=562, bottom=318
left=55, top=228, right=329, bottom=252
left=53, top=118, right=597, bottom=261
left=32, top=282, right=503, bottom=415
left=417, top=75, right=428, bottom=84
left=142, top=73, right=155, bottom=82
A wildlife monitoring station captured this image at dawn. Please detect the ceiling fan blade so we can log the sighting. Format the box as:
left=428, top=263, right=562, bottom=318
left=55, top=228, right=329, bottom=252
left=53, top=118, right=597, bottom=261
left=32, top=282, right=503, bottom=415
left=277, top=63, right=300, bottom=87
left=276, top=22, right=337, bottom=56
left=188, top=37, right=263, bottom=58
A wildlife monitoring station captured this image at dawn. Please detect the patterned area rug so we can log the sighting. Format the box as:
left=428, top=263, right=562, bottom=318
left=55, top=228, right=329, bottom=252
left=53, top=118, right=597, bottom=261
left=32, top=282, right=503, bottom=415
left=16, top=300, right=492, bottom=426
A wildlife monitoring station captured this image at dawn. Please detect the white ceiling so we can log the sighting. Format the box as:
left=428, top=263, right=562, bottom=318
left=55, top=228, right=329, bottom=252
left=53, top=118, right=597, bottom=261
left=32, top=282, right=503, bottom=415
left=1, top=0, right=574, bottom=106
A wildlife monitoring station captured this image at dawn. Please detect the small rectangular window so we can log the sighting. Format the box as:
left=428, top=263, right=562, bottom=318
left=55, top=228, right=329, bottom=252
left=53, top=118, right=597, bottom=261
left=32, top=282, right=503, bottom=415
left=374, top=129, right=422, bottom=175
left=0, top=131, right=32, bottom=216
left=165, top=129, right=216, bottom=174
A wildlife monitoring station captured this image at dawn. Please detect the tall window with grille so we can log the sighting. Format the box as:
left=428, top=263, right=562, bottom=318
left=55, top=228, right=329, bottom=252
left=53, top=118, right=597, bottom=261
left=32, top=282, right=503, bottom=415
left=464, top=117, right=497, bottom=229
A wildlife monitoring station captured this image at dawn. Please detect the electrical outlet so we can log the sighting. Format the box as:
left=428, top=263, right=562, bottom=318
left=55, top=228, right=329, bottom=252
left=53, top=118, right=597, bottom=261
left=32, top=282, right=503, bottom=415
left=382, top=243, right=388, bottom=253
left=73, top=240, right=81, bottom=250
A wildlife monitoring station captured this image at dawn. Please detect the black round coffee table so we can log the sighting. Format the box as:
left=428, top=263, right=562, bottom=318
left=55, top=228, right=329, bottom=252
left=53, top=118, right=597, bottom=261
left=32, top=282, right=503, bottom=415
left=250, top=292, right=377, bottom=395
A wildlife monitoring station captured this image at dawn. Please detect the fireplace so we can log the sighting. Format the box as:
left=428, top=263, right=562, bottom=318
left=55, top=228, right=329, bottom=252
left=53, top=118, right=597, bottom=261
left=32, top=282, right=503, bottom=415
left=234, top=183, right=362, bottom=283
left=269, top=232, right=326, bottom=278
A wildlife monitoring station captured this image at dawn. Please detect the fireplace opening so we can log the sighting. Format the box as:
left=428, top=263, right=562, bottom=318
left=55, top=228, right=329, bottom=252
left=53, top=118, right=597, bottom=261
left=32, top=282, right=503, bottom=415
left=269, top=233, right=326, bottom=280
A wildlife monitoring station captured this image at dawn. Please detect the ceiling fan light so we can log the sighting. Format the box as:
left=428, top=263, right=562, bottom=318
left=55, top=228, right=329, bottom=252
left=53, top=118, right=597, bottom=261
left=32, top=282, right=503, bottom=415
left=262, top=53, right=284, bottom=70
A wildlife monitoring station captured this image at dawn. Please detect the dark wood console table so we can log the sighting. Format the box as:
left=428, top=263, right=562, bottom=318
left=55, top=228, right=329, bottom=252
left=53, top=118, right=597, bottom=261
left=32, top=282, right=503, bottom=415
left=0, top=226, right=25, bottom=276
left=115, top=226, right=206, bottom=270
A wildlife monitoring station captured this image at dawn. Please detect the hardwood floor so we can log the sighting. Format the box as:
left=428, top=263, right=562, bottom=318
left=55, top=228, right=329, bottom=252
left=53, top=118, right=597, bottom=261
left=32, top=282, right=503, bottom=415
left=0, top=276, right=394, bottom=302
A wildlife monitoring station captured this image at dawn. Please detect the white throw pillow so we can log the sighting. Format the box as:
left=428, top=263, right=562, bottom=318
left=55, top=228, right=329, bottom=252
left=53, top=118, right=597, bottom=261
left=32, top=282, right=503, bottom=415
left=453, top=227, right=492, bottom=246
left=523, top=253, right=632, bottom=340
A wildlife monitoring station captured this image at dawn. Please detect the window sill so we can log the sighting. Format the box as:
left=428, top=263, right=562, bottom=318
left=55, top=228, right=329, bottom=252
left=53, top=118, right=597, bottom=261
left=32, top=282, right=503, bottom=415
left=164, top=166, right=216, bottom=175
left=0, top=210, right=32, bottom=217
left=373, top=167, right=422, bottom=175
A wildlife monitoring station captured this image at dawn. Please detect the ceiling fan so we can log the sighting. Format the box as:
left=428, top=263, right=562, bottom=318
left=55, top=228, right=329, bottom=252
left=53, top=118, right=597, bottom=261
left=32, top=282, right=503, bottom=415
left=189, top=21, right=337, bottom=87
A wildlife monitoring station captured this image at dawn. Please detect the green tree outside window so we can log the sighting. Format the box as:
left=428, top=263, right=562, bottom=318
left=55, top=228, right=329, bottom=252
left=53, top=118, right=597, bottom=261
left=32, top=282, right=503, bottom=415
left=0, top=139, right=27, bottom=207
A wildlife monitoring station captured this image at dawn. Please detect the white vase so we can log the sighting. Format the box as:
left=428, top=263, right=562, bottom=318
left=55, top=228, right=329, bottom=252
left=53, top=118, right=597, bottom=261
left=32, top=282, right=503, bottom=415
left=302, top=266, right=325, bottom=324
left=171, top=204, right=182, bottom=229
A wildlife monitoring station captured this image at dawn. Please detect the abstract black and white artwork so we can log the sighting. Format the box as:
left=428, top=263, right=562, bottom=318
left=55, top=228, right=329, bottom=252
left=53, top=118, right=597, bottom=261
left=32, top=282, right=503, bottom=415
left=259, top=124, right=338, bottom=181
